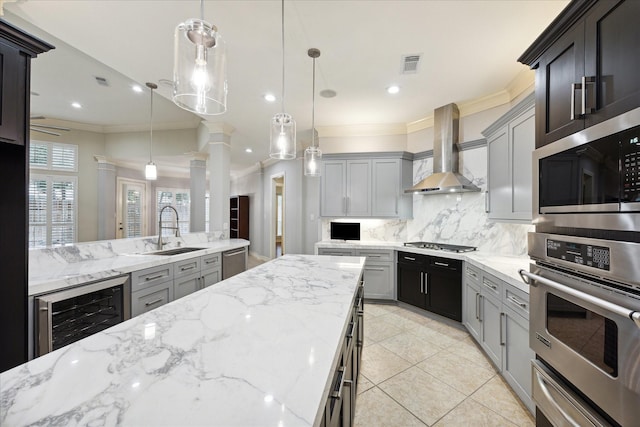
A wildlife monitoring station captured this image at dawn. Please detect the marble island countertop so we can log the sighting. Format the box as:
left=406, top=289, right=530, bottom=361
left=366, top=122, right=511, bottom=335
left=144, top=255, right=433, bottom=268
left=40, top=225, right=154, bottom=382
left=315, top=240, right=531, bottom=293
left=1, top=254, right=366, bottom=426
left=28, top=234, right=249, bottom=296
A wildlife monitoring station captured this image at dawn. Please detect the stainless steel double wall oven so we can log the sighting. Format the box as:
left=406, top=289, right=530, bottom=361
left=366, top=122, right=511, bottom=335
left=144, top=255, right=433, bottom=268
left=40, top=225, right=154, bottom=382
left=524, top=107, right=640, bottom=427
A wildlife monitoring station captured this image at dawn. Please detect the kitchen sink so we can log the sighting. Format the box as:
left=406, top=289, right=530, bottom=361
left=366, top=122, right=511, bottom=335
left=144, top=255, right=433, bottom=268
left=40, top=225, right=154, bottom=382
left=150, top=247, right=205, bottom=256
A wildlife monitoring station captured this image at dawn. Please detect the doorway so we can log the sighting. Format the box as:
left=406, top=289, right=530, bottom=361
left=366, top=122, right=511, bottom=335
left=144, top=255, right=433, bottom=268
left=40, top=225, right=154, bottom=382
left=271, top=174, right=285, bottom=258
left=116, top=178, right=148, bottom=239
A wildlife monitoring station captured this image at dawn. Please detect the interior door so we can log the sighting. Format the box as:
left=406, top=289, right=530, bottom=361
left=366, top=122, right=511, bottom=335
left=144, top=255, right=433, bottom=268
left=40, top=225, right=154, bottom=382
left=117, top=179, right=147, bottom=238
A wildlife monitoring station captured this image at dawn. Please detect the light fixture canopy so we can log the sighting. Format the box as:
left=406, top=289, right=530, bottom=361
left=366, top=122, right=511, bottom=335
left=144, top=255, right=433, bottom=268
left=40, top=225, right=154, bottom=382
left=173, top=0, right=227, bottom=115
left=269, top=0, right=296, bottom=160
left=304, top=48, right=322, bottom=177
left=145, top=82, right=158, bottom=181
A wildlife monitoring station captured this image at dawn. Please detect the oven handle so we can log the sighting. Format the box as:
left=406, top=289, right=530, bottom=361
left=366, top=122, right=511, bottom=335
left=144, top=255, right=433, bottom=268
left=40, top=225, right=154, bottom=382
left=519, top=269, right=640, bottom=329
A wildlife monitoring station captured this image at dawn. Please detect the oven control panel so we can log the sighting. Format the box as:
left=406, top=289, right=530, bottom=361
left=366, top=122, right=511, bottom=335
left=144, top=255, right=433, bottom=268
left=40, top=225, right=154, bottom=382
left=622, top=130, right=640, bottom=202
left=546, top=239, right=610, bottom=271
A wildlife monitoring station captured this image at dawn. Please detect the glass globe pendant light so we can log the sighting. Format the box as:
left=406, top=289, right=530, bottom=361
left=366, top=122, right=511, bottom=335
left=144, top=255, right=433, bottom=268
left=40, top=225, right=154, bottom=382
left=304, top=48, right=322, bottom=176
left=173, top=0, right=227, bottom=115
left=269, top=0, right=296, bottom=160
left=145, top=82, right=158, bottom=181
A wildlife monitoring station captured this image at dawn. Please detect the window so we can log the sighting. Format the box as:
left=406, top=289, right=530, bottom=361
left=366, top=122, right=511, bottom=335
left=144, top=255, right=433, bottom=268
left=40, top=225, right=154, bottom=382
left=29, top=175, right=77, bottom=247
left=28, top=141, right=78, bottom=248
left=30, top=141, right=78, bottom=172
left=157, top=188, right=190, bottom=236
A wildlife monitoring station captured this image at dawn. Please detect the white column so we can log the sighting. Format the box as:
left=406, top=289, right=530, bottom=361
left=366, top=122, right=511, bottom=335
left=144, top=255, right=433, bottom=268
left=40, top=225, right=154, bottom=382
left=200, top=122, right=234, bottom=237
left=95, top=155, right=117, bottom=240
left=189, top=154, right=208, bottom=232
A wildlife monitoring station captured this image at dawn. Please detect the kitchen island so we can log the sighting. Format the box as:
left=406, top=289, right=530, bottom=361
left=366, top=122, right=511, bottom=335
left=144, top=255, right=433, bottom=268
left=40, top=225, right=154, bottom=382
left=1, top=254, right=365, bottom=426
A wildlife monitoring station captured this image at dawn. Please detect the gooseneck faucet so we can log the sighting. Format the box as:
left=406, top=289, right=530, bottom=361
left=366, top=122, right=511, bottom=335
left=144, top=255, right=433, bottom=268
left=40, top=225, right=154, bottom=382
left=158, top=205, right=180, bottom=250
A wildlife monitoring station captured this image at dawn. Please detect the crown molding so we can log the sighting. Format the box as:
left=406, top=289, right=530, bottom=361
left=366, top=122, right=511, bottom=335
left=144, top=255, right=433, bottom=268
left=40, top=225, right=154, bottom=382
left=317, top=122, right=407, bottom=138
left=230, top=162, right=263, bottom=180
left=201, top=121, right=235, bottom=136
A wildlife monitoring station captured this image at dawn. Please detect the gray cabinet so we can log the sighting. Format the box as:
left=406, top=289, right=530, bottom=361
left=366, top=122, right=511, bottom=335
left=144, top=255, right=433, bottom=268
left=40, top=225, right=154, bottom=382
left=462, top=263, right=534, bottom=413
left=317, top=247, right=394, bottom=300
left=320, top=153, right=413, bottom=219
left=131, top=251, right=223, bottom=317
left=482, top=93, right=535, bottom=222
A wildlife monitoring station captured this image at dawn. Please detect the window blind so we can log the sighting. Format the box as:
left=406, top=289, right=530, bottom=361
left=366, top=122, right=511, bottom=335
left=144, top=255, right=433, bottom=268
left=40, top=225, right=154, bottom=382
left=29, top=141, right=78, bottom=171
left=157, top=189, right=190, bottom=236
left=29, top=175, right=77, bottom=248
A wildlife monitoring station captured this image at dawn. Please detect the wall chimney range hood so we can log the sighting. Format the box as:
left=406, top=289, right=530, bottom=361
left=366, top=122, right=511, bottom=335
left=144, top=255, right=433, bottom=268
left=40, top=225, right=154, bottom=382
left=405, top=103, right=481, bottom=194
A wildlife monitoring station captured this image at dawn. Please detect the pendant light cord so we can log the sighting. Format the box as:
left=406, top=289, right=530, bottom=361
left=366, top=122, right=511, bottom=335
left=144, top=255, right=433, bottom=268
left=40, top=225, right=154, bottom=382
left=281, top=0, right=285, bottom=114
left=149, top=86, right=154, bottom=163
left=311, top=56, right=316, bottom=148
left=200, top=0, right=204, bottom=21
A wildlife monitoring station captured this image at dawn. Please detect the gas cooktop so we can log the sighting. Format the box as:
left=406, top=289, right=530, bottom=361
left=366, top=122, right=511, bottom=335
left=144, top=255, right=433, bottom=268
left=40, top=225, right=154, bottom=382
left=403, top=241, right=477, bottom=253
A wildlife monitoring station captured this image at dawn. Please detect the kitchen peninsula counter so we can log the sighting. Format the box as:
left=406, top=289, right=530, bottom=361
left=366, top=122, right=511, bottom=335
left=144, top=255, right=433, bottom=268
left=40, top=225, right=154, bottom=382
left=1, top=254, right=366, bottom=426
left=28, top=234, right=249, bottom=296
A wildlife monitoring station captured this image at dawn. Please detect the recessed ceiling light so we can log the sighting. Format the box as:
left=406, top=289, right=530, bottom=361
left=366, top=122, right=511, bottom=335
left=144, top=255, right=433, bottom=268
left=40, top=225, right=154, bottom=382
left=245, top=148, right=253, bottom=153
left=71, top=102, right=82, bottom=109
left=264, top=93, right=276, bottom=102
left=319, top=89, right=337, bottom=98
left=387, top=86, right=400, bottom=94
left=132, top=85, right=143, bottom=93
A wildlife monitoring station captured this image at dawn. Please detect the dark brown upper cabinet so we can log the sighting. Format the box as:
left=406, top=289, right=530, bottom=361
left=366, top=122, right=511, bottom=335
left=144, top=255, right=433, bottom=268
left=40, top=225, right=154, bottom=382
left=519, top=0, right=640, bottom=148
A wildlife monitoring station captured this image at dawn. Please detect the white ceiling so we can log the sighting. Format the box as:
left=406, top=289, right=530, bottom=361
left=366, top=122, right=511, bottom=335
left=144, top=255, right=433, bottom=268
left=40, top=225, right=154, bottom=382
left=4, top=0, right=569, bottom=173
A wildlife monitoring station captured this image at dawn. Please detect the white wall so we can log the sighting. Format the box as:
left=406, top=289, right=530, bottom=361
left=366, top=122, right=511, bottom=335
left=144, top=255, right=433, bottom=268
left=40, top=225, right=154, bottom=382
left=105, top=128, right=198, bottom=159
left=230, top=166, right=264, bottom=257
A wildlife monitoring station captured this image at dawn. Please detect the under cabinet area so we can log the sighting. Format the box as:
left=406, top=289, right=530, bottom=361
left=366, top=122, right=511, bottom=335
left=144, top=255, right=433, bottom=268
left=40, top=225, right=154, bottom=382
left=462, top=263, right=534, bottom=413
left=519, top=0, right=640, bottom=148
left=131, top=252, right=222, bottom=317
left=317, top=248, right=394, bottom=300
left=320, top=153, right=413, bottom=219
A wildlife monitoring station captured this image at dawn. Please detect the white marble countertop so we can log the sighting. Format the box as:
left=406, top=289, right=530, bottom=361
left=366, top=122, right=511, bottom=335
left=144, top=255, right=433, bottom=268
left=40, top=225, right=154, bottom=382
left=29, top=238, right=249, bottom=296
left=315, top=240, right=530, bottom=293
left=1, top=254, right=366, bottom=426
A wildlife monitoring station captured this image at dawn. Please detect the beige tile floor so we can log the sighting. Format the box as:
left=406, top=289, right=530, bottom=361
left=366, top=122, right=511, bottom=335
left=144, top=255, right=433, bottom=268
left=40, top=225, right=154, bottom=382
left=355, top=302, right=535, bottom=427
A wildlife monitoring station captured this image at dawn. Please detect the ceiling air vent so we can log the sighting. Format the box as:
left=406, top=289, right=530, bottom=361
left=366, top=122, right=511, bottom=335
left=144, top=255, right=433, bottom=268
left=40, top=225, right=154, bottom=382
left=94, top=76, right=110, bottom=87
left=401, top=54, right=421, bottom=74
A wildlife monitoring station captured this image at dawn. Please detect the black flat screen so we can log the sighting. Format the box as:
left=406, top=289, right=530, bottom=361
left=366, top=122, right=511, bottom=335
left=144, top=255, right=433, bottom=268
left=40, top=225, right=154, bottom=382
left=330, top=222, right=360, bottom=241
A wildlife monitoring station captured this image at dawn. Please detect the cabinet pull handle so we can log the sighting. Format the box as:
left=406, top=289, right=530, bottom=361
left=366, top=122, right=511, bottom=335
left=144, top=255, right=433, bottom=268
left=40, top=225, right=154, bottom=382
left=485, top=191, right=489, bottom=213
left=475, top=293, right=480, bottom=321
left=346, top=321, right=355, bottom=339
left=180, top=265, right=196, bottom=271
left=570, top=82, right=582, bottom=120
left=507, top=295, right=527, bottom=309
left=467, top=269, right=478, bottom=279
left=367, top=255, right=381, bottom=258
left=424, top=272, right=429, bottom=295
left=205, top=258, right=218, bottom=264
left=420, top=272, right=425, bottom=293
left=500, top=312, right=505, bottom=346
left=145, top=298, right=163, bottom=307
left=434, top=261, right=449, bottom=267
left=331, top=367, right=346, bottom=399
left=404, top=256, right=416, bottom=261
left=581, top=76, right=595, bottom=115
left=365, top=267, right=385, bottom=272
left=483, top=279, right=498, bottom=291
left=478, top=294, right=483, bottom=322
left=145, top=274, right=165, bottom=281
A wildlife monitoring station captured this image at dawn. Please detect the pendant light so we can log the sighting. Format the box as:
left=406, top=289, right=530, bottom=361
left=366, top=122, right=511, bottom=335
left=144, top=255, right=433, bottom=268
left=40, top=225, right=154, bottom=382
left=145, top=82, right=158, bottom=181
left=304, top=48, right=322, bottom=176
left=269, top=0, right=296, bottom=160
left=173, top=0, right=227, bottom=115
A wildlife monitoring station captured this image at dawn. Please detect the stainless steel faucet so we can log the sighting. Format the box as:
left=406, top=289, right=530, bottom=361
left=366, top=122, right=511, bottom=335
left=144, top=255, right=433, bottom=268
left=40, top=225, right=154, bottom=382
left=158, top=205, right=180, bottom=250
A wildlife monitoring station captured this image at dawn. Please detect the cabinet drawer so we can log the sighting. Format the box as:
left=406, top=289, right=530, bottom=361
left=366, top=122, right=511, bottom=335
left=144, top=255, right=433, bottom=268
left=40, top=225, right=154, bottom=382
left=174, top=257, right=201, bottom=278
left=481, top=274, right=503, bottom=299
left=131, top=264, right=174, bottom=292
left=202, top=268, right=221, bottom=288
left=464, top=264, right=482, bottom=286
left=318, top=248, right=357, bottom=256
left=201, top=253, right=221, bottom=271
left=131, top=281, right=173, bottom=317
left=356, top=249, right=393, bottom=262
left=504, top=285, right=530, bottom=320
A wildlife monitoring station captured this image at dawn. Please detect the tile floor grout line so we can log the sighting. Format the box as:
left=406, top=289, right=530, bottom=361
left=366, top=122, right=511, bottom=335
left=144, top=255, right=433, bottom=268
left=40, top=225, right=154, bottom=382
left=372, top=384, right=430, bottom=426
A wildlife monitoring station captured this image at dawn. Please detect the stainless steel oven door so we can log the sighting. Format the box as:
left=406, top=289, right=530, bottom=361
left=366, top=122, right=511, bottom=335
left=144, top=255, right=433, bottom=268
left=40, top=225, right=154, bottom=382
left=521, top=265, right=640, bottom=427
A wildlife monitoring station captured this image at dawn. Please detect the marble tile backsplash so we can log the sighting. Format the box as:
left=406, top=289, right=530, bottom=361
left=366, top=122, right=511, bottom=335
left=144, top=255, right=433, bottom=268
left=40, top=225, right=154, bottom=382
left=322, top=147, right=532, bottom=256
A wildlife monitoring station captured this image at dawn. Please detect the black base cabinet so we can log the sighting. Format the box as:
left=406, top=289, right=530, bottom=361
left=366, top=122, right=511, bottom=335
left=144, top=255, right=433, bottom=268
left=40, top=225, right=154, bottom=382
left=397, top=252, right=462, bottom=322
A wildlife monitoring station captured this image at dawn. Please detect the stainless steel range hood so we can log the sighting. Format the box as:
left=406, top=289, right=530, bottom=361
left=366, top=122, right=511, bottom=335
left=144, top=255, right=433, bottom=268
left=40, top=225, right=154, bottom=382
left=405, top=103, right=481, bottom=194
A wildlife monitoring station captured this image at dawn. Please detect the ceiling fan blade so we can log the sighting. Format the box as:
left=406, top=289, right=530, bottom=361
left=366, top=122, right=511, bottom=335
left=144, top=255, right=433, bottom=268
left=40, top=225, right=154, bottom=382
left=30, top=126, right=61, bottom=137
left=29, top=123, right=70, bottom=131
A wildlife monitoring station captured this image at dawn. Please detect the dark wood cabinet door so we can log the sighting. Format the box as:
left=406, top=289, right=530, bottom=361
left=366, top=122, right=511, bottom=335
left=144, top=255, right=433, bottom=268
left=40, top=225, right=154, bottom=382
left=0, top=41, right=25, bottom=146
left=535, top=21, right=586, bottom=148
left=397, top=260, right=426, bottom=310
left=584, top=0, right=640, bottom=127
